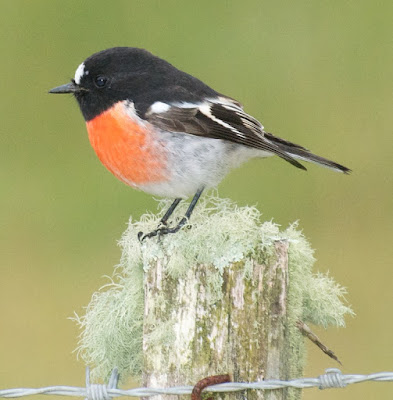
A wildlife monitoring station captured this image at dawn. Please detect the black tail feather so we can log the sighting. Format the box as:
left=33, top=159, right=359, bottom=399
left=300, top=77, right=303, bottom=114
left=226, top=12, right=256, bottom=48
left=264, top=132, right=351, bottom=174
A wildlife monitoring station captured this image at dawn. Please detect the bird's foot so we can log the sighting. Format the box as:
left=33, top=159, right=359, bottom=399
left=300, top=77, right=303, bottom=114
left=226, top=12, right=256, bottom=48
left=138, top=217, right=188, bottom=242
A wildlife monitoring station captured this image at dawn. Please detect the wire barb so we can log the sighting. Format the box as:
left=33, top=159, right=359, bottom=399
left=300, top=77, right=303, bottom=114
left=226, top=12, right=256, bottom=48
left=85, top=367, right=119, bottom=400
left=318, top=368, right=347, bottom=389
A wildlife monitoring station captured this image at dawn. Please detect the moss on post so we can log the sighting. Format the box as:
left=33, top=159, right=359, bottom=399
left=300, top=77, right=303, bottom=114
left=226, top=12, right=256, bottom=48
left=74, top=194, right=353, bottom=400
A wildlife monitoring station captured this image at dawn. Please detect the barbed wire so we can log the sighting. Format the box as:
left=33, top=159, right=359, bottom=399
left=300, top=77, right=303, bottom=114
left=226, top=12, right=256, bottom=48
left=1, top=368, right=392, bottom=399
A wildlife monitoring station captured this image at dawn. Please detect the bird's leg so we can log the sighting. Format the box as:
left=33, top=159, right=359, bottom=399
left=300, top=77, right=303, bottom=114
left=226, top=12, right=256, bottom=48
left=139, top=188, right=204, bottom=241
left=163, top=188, right=203, bottom=232
left=159, top=198, right=182, bottom=226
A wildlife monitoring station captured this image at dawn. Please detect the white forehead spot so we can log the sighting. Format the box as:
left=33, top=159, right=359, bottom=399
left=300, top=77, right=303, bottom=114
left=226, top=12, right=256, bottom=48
left=74, top=62, right=87, bottom=85
left=150, top=101, right=171, bottom=114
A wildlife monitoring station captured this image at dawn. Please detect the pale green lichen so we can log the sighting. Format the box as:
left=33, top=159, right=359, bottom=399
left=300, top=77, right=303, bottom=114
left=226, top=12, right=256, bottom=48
left=73, top=193, right=353, bottom=381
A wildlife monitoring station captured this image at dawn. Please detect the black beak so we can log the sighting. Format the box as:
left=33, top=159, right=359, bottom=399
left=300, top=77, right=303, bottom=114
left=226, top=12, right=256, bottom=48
left=49, top=81, right=79, bottom=94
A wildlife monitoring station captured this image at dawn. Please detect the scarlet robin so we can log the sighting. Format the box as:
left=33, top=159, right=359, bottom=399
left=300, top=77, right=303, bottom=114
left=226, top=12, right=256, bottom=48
left=49, top=47, right=350, bottom=240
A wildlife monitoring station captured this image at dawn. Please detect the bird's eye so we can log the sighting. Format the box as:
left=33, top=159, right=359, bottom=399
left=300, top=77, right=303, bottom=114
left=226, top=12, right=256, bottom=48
left=94, top=75, right=108, bottom=88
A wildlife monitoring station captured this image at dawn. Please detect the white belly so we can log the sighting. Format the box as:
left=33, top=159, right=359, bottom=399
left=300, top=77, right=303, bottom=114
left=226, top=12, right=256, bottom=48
left=138, top=131, right=272, bottom=198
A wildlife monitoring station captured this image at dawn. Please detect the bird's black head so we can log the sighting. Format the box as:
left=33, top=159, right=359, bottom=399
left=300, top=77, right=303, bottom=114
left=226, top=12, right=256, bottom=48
left=49, top=47, right=218, bottom=121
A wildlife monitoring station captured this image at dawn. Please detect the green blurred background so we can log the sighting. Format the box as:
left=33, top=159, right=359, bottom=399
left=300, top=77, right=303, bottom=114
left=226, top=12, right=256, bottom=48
left=1, top=1, right=392, bottom=398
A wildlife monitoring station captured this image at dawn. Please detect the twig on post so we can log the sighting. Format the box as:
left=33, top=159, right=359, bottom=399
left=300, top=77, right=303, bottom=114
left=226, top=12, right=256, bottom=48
left=297, top=320, right=342, bottom=365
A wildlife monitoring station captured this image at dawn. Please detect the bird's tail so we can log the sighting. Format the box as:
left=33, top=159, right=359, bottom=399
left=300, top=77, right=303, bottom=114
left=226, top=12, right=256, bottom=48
left=264, top=132, right=351, bottom=174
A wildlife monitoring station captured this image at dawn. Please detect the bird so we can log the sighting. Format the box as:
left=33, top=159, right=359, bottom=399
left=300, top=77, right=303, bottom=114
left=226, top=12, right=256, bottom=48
left=49, top=47, right=350, bottom=240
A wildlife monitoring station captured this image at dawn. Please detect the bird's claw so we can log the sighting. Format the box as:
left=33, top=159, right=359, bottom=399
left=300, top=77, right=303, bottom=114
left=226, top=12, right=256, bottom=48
left=138, top=218, right=188, bottom=242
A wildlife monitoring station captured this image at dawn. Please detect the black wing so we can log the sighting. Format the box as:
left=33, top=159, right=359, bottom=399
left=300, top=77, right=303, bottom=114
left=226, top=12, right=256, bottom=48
left=145, top=97, right=306, bottom=170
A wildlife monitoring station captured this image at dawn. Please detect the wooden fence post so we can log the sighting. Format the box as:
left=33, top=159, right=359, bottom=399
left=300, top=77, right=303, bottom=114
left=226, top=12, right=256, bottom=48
left=143, top=240, right=299, bottom=400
